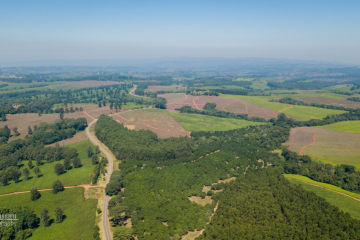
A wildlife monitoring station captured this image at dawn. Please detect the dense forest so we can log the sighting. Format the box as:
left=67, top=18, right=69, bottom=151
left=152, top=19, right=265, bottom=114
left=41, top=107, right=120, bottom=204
left=199, top=169, right=360, bottom=240
left=267, top=80, right=337, bottom=90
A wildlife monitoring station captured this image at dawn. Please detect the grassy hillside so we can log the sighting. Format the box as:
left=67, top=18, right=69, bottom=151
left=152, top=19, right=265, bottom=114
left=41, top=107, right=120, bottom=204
left=0, top=140, right=95, bottom=195
left=317, top=121, right=360, bottom=134
left=0, top=188, right=97, bottom=240
left=287, top=178, right=360, bottom=220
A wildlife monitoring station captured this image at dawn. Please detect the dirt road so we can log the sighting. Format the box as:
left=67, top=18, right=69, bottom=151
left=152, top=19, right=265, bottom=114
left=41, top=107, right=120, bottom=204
left=86, top=119, right=113, bottom=240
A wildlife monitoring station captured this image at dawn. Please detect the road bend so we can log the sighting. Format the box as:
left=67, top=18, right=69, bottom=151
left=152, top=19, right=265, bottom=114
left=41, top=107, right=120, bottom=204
left=86, top=119, right=113, bottom=240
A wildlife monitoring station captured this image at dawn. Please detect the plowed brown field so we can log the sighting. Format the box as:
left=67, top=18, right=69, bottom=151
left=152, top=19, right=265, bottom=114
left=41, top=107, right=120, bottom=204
left=110, top=110, right=190, bottom=138
left=160, top=93, right=280, bottom=119
left=0, top=104, right=113, bottom=141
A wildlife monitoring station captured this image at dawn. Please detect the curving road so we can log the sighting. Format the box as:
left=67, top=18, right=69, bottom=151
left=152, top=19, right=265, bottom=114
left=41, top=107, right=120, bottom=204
left=86, top=119, right=113, bottom=240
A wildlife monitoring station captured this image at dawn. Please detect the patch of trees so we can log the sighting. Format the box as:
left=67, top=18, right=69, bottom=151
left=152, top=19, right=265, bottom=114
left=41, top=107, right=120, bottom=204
left=213, top=88, right=249, bottom=95
left=282, top=148, right=360, bottom=193
left=0, top=84, right=9, bottom=88
left=96, top=115, right=195, bottom=162
left=267, top=80, right=337, bottom=90
left=179, top=106, right=267, bottom=122
left=199, top=169, right=360, bottom=239
left=105, top=171, right=124, bottom=196
left=92, top=156, right=108, bottom=184
left=0, top=118, right=85, bottom=185
left=203, top=102, right=216, bottom=110
left=347, top=97, right=360, bottom=102
left=188, top=80, right=252, bottom=87
left=0, top=206, right=39, bottom=239
left=272, top=97, right=351, bottom=111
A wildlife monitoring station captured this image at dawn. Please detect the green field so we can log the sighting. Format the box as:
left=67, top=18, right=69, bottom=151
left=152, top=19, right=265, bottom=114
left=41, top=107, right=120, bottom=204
left=317, top=121, right=360, bottom=134
left=284, top=174, right=360, bottom=199
left=0, top=188, right=97, bottom=240
left=221, top=94, right=347, bottom=120
left=0, top=140, right=95, bottom=195
left=308, top=153, right=360, bottom=170
left=287, top=178, right=360, bottom=220
left=165, top=111, right=264, bottom=131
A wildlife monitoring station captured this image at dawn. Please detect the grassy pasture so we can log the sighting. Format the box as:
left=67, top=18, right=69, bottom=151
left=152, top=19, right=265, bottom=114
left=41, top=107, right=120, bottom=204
left=0, top=140, right=95, bottom=195
left=0, top=188, right=97, bottom=240
left=317, top=121, right=360, bottom=134
left=164, top=111, right=264, bottom=131
left=221, top=94, right=346, bottom=120
left=286, top=175, right=360, bottom=220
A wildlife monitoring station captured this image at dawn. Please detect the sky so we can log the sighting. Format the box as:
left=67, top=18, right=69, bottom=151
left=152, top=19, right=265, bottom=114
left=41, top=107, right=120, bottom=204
left=1, top=0, right=360, bottom=64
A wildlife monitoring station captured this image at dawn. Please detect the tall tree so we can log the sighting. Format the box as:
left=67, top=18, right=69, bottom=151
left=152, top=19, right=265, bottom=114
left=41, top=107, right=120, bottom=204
left=31, top=187, right=41, bottom=201
left=72, top=157, right=81, bottom=168
left=54, top=207, right=64, bottom=223
left=28, top=160, right=33, bottom=169
left=13, top=127, right=20, bottom=136
left=60, top=112, right=64, bottom=120
left=40, top=209, right=50, bottom=227
left=54, top=164, right=65, bottom=175
left=52, top=180, right=64, bottom=194
left=34, top=167, right=41, bottom=178
left=28, top=126, right=33, bottom=135
left=63, top=158, right=71, bottom=170
left=22, top=168, right=30, bottom=180
left=92, top=155, right=99, bottom=165
left=1, top=114, right=6, bottom=121
left=33, top=125, right=37, bottom=131
left=87, top=146, right=93, bottom=157
left=95, top=146, right=100, bottom=154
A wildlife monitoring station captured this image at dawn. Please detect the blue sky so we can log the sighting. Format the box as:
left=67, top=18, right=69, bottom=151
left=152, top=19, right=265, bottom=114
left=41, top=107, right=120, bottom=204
left=1, top=0, right=359, bottom=64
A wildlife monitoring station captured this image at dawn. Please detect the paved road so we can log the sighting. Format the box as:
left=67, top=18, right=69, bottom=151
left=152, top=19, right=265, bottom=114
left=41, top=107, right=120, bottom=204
left=86, top=119, right=113, bottom=240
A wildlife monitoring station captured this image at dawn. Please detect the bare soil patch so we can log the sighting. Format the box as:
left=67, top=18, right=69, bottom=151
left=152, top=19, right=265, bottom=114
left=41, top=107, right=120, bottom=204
left=182, top=229, right=205, bottom=240
left=1, top=104, right=113, bottom=141
left=110, top=110, right=189, bottom=138
left=47, top=131, right=88, bottom=147
left=188, top=196, right=213, bottom=206
left=296, top=96, right=360, bottom=109
left=160, top=93, right=280, bottom=119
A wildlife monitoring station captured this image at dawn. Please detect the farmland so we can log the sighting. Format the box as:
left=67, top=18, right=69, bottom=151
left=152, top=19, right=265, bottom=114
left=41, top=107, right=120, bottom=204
left=286, top=175, right=360, bottom=220
left=283, top=127, right=360, bottom=168
left=111, top=108, right=263, bottom=134
left=0, top=140, right=96, bottom=195
left=0, top=187, right=97, bottom=240
left=317, top=120, right=360, bottom=134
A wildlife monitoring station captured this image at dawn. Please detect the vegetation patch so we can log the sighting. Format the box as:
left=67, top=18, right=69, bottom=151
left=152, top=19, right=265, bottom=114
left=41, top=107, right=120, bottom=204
left=288, top=178, right=360, bottom=220
left=317, top=120, right=360, bottom=134
left=0, top=188, right=97, bottom=240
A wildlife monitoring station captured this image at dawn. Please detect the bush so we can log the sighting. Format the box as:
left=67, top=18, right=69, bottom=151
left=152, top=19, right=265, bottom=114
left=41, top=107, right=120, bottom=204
left=54, top=164, right=65, bottom=175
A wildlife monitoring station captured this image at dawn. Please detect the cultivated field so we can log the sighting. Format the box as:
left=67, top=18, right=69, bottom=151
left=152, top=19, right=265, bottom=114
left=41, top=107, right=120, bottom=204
left=317, top=121, right=360, bottom=134
left=47, top=131, right=88, bottom=147
left=286, top=175, right=360, bottom=220
left=160, top=93, right=281, bottom=119
left=0, top=188, right=97, bottom=240
left=283, top=126, right=360, bottom=168
left=0, top=104, right=113, bottom=140
left=110, top=109, right=190, bottom=138
left=144, top=84, right=185, bottom=92
left=0, top=140, right=96, bottom=195
left=221, top=94, right=347, bottom=121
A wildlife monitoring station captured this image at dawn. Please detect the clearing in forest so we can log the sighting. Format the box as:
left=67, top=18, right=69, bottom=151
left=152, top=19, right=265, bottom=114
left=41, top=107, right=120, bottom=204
left=283, top=127, right=360, bottom=168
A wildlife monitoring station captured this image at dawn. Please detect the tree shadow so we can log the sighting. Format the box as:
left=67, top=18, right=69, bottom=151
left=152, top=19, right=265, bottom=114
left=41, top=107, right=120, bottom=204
left=48, top=219, right=55, bottom=226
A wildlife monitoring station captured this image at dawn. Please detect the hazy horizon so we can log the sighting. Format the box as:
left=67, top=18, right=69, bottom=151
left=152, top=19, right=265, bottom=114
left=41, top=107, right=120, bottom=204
left=1, top=0, right=360, bottom=65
